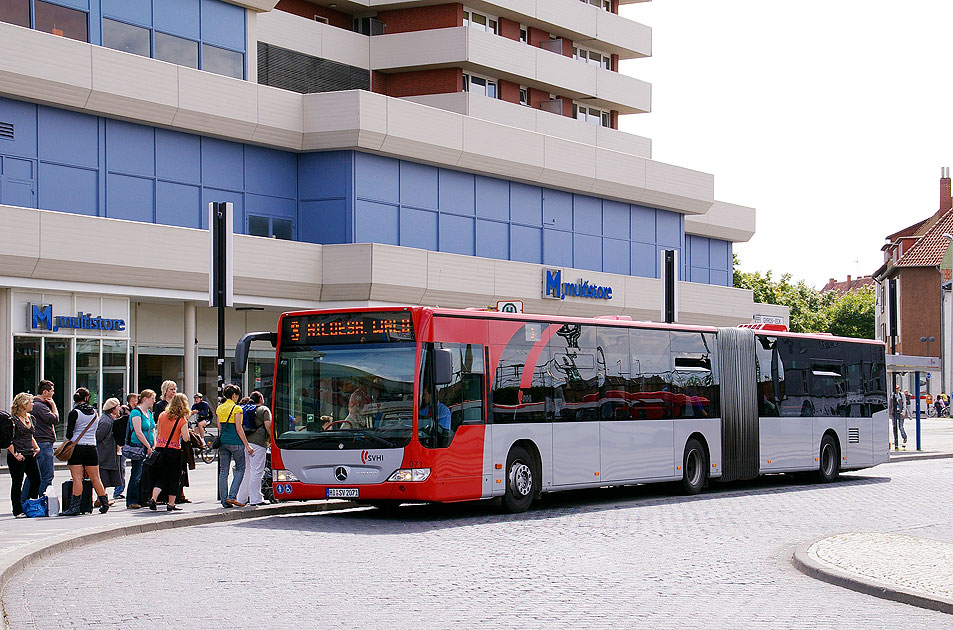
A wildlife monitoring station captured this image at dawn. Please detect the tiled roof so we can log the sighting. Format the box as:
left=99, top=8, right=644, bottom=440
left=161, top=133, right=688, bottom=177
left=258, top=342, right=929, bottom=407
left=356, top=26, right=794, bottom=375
left=820, top=276, right=875, bottom=293
left=886, top=218, right=928, bottom=241
left=896, top=208, right=953, bottom=267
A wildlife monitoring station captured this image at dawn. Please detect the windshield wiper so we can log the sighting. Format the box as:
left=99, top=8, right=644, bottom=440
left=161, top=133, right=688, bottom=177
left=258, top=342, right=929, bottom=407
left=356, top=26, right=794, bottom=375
left=354, top=431, right=397, bottom=448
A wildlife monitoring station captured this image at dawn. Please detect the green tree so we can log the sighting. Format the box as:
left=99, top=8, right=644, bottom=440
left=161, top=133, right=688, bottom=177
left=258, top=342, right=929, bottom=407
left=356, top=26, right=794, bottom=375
left=733, top=256, right=875, bottom=338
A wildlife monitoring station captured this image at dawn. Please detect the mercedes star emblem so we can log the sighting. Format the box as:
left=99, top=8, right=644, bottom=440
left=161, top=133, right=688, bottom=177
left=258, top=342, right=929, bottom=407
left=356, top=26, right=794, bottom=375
left=335, top=466, right=348, bottom=482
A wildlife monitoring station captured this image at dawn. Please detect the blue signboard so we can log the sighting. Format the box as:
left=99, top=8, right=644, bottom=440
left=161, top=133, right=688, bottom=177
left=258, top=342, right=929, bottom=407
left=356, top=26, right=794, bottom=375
left=29, top=304, right=126, bottom=333
left=542, top=269, right=613, bottom=301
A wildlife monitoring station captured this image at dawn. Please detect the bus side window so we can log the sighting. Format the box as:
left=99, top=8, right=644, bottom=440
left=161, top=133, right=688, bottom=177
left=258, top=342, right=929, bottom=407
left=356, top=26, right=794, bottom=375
left=424, top=343, right=485, bottom=448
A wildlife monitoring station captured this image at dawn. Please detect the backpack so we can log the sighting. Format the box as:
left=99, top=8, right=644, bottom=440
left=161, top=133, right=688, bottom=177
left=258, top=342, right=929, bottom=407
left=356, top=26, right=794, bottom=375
left=241, top=404, right=259, bottom=433
left=0, top=410, right=13, bottom=450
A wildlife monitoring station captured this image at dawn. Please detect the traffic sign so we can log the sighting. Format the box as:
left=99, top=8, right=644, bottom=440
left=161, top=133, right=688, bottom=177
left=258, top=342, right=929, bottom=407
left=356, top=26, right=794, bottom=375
left=497, top=300, right=523, bottom=313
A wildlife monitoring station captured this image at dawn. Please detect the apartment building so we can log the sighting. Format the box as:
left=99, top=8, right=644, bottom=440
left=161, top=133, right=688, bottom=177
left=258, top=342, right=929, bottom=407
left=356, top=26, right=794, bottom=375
left=0, top=0, right=783, bottom=433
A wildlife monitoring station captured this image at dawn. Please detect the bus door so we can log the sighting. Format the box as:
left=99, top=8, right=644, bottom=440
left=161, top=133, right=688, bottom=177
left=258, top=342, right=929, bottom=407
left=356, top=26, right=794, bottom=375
left=418, top=341, right=486, bottom=501
left=549, top=324, right=602, bottom=486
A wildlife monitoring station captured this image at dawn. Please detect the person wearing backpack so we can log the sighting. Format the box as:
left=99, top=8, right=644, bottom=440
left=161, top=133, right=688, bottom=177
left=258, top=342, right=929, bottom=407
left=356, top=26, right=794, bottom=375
left=236, top=391, right=273, bottom=507
left=7, top=393, right=41, bottom=518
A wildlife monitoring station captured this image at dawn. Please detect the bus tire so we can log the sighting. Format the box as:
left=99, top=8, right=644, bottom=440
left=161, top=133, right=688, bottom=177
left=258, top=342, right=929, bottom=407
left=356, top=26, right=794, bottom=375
left=502, top=446, right=536, bottom=513
left=817, top=434, right=840, bottom=483
left=680, top=438, right=707, bottom=496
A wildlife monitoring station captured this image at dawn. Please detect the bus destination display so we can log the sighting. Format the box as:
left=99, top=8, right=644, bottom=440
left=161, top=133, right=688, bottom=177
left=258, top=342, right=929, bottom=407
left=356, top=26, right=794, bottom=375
left=282, top=311, right=414, bottom=346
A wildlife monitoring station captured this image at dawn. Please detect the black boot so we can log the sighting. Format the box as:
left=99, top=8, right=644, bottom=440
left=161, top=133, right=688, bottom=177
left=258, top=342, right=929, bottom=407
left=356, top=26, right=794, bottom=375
left=98, top=495, right=110, bottom=514
left=60, top=495, right=82, bottom=516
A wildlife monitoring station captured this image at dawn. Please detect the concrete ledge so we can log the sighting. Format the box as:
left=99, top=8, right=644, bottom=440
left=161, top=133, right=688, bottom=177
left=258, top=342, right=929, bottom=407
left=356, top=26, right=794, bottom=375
left=792, top=541, right=953, bottom=615
left=0, top=500, right=356, bottom=627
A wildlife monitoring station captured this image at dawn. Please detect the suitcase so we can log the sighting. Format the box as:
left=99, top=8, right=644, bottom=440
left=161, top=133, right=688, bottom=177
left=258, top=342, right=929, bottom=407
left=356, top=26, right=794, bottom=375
left=61, top=479, right=94, bottom=514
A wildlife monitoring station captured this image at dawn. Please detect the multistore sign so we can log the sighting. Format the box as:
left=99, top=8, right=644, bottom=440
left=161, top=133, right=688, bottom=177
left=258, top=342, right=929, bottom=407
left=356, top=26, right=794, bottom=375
left=542, top=269, right=613, bottom=301
left=28, top=304, right=126, bottom=333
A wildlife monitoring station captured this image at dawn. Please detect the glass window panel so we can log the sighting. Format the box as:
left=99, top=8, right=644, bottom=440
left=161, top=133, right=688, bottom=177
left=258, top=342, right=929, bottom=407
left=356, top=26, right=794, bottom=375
left=138, top=350, right=184, bottom=397
left=102, top=18, right=151, bottom=57
left=202, top=43, right=244, bottom=79
left=76, top=338, right=101, bottom=408
left=463, top=10, right=469, bottom=25
left=462, top=74, right=469, bottom=92
left=44, top=338, right=70, bottom=435
left=472, top=13, right=486, bottom=27
left=248, top=215, right=269, bottom=237
left=155, top=31, right=198, bottom=68
left=488, top=19, right=496, bottom=33
left=630, top=329, right=672, bottom=419
left=520, top=28, right=527, bottom=42
left=0, top=0, right=30, bottom=28
left=35, top=0, right=88, bottom=42
left=13, top=337, right=41, bottom=398
left=549, top=324, right=600, bottom=422
left=102, top=339, right=128, bottom=406
left=598, top=326, right=631, bottom=420
left=602, top=111, right=610, bottom=127
left=421, top=343, right=485, bottom=448
left=487, top=81, right=497, bottom=98
left=272, top=218, right=293, bottom=240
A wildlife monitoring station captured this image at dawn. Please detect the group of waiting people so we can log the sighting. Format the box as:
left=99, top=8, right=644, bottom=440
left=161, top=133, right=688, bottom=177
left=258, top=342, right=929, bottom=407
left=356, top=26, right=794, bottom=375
left=7, top=379, right=273, bottom=517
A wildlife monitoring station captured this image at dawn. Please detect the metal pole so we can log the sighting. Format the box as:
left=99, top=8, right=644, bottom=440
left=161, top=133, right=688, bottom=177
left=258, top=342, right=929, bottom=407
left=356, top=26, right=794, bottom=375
left=214, top=202, right=226, bottom=501
left=915, top=370, right=922, bottom=451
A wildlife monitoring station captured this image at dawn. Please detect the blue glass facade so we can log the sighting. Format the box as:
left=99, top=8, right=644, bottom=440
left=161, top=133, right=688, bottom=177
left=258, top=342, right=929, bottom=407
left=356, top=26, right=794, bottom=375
left=0, top=96, right=732, bottom=285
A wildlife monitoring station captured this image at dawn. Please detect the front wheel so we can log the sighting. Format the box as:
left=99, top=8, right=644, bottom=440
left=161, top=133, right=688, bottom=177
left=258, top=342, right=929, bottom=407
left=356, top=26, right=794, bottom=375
left=816, top=434, right=840, bottom=483
left=680, top=438, right=707, bottom=495
left=201, top=448, right=215, bottom=464
left=502, top=446, right=537, bottom=513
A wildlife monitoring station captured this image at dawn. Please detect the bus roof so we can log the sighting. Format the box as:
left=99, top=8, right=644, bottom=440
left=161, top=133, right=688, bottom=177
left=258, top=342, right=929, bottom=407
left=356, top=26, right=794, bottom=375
left=278, top=306, right=885, bottom=346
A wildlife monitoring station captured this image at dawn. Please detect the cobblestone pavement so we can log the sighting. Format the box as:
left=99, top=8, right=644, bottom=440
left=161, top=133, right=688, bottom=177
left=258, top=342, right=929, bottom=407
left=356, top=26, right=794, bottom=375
left=809, top=533, right=953, bottom=602
left=6, top=459, right=953, bottom=629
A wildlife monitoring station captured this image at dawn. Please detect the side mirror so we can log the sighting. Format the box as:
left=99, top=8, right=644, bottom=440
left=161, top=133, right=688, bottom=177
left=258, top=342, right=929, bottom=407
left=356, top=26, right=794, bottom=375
left=434, top=348, right=453, bottom=385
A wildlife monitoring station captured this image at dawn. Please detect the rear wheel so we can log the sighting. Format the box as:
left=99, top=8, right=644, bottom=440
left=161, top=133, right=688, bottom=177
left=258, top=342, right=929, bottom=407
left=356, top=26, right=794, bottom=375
left=680, top=438, right=707, bottom=495
left=502, top=446, right=537, bottom=513
left=817, top=434, right=840, bottom=483
left=201, top=448, right=215, bottom=464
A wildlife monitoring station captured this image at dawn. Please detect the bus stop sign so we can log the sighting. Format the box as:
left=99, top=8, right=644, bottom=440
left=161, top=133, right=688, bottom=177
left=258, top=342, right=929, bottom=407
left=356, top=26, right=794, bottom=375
left=497, top=300, right=523, bottom=313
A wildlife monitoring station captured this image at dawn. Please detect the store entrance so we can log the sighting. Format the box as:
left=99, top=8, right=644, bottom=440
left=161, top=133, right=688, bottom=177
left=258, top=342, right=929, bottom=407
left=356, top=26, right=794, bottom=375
left=13, top=336, right=72, bottom=437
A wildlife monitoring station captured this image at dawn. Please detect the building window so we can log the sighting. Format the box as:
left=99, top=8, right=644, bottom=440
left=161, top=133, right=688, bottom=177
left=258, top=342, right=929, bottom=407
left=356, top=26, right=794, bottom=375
left=314, top=15, right=329, bottom=24
left=202, top=43, right=244, bottom=79
left=579, top=0, right=612, bottom=10
left=573, top=102, right=610, bottom=127
left=249, top=215, right=293, bottom=240
left=519, top=26, right=527, bottom=43
left=574, top=45, right=611, bottom=70
left=0, top=0, right=30, bottom=28
left=155, top=31, right=199, bottom=69
left=463, top=8, right=497, bottom=34
left=519, top=86, right=528, bottom=106
left=102, top=18, right=151, bottom=57
left=34, top=0, right=88, bottom=42
left=463, top=72, right=497, bottom=98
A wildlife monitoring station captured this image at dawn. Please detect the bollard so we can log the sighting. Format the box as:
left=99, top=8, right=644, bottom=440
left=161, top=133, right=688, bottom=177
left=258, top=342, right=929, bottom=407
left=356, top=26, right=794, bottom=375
left=915, top=371, right=922, bottom=451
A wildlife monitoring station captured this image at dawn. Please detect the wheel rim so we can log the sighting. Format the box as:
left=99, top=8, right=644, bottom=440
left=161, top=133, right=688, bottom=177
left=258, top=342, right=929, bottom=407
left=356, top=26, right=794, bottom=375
left=686, top=449, right=702, bottom=487
left=821, top=443, right=835, bottom=476
left=510, top=461, right=533, bottom=497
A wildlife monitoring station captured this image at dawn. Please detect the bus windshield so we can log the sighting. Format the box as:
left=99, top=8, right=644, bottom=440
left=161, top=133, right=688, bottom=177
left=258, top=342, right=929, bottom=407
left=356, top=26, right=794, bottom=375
left=274, top=343, right=417, bottom=450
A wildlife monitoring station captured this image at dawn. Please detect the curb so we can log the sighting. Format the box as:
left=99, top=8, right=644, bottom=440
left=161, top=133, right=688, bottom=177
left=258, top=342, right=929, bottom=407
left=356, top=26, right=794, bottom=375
left=0, top=500, right=357, bottom=629
left=887, top=453, right=953, bottom=463
left=791, top=541, right=953, bottom=615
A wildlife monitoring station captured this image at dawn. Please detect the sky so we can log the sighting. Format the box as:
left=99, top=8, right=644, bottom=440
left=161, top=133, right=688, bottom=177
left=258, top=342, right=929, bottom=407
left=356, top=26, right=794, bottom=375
left=618, top=0, right=953, bottom=288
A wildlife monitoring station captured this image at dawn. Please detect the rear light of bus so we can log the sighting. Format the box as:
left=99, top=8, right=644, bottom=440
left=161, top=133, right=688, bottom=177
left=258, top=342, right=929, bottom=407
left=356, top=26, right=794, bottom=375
left=275, top=469, right=299, bottom=482
left=387, top=468, right=431, bottom=482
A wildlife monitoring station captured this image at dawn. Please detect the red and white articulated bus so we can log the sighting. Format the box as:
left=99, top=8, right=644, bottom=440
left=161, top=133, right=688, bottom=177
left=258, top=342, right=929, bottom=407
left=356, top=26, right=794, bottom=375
left=235, top=307, right=889, bottom=513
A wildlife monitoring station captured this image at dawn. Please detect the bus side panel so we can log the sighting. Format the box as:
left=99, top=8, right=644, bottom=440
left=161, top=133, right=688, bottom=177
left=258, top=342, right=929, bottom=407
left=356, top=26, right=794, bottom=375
left=600, top=420, right=675, bottom=482
left=553, top=421, right=601, bottom=486
left=759, top=417, right=814, bottom=472
left=490, top=424, right=554, bottom=496
left=672, top=418, right=722, bottom=479
left=843, top=416, right=873, bottom=469
left=428, top=425, right=486, bottom=502
left=872, top=410, right=889, bottom=465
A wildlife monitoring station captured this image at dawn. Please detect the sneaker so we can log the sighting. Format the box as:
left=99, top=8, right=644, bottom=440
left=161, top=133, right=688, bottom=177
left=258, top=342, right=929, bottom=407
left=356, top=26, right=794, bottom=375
left=127, top=504, right=141, bottom=510
left=14, top=513, right=27, bottom=519
left=113, top=494, right=125, bottom=500
left=225, top=499, right=246, bottom=508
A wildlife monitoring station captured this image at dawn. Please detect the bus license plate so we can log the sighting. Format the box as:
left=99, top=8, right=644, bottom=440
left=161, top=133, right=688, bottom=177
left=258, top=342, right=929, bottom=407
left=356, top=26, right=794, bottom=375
left=327, top=488, right=359, bottom=498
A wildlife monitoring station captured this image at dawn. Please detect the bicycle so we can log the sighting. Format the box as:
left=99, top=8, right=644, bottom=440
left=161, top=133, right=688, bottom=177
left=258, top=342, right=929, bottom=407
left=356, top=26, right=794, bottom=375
left=193, top=433, right=218, bottom=464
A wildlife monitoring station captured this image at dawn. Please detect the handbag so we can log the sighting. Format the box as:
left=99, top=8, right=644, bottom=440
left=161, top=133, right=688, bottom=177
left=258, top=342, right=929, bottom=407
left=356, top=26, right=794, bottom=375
left=144, top=418, right=181, bottom=469
left=22, top=495, right=49, bottom=518
left=53, top=413, right=97, bottom=462
left=121, top=409, right=149, bottom=461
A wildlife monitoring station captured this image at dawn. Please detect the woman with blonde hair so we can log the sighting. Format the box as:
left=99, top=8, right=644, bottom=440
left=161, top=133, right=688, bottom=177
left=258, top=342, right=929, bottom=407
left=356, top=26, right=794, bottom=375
left=7, top=393, right=41, bottom=517
left=148, top=393, right=192, bottom=511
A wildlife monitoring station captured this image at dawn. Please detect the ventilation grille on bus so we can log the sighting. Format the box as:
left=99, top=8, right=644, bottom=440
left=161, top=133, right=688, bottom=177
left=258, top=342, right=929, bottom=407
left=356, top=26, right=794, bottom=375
left=848, top=428, right=860, bottom=444
left=0, top=121, right=13, bottom=141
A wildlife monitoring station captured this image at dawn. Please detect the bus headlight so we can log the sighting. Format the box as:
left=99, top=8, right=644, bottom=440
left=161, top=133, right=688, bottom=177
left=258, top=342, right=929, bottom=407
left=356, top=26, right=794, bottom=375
left=275, top=469, right=299, bottom=482
left=387, top=468, right=431, bottom=482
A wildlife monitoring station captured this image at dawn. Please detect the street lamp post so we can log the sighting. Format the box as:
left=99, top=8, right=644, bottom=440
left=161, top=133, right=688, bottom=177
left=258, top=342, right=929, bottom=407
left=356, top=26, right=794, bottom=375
left=921, top=335, right=936, bottom=358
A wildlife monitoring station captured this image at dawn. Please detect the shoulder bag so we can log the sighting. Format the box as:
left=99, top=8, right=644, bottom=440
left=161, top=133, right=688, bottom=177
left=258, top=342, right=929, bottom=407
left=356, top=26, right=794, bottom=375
left=121, top=410, right=149, bottom=461
left=53, top=412, right=96, bottom=462
left=143, top=417, right=181, bottom=470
